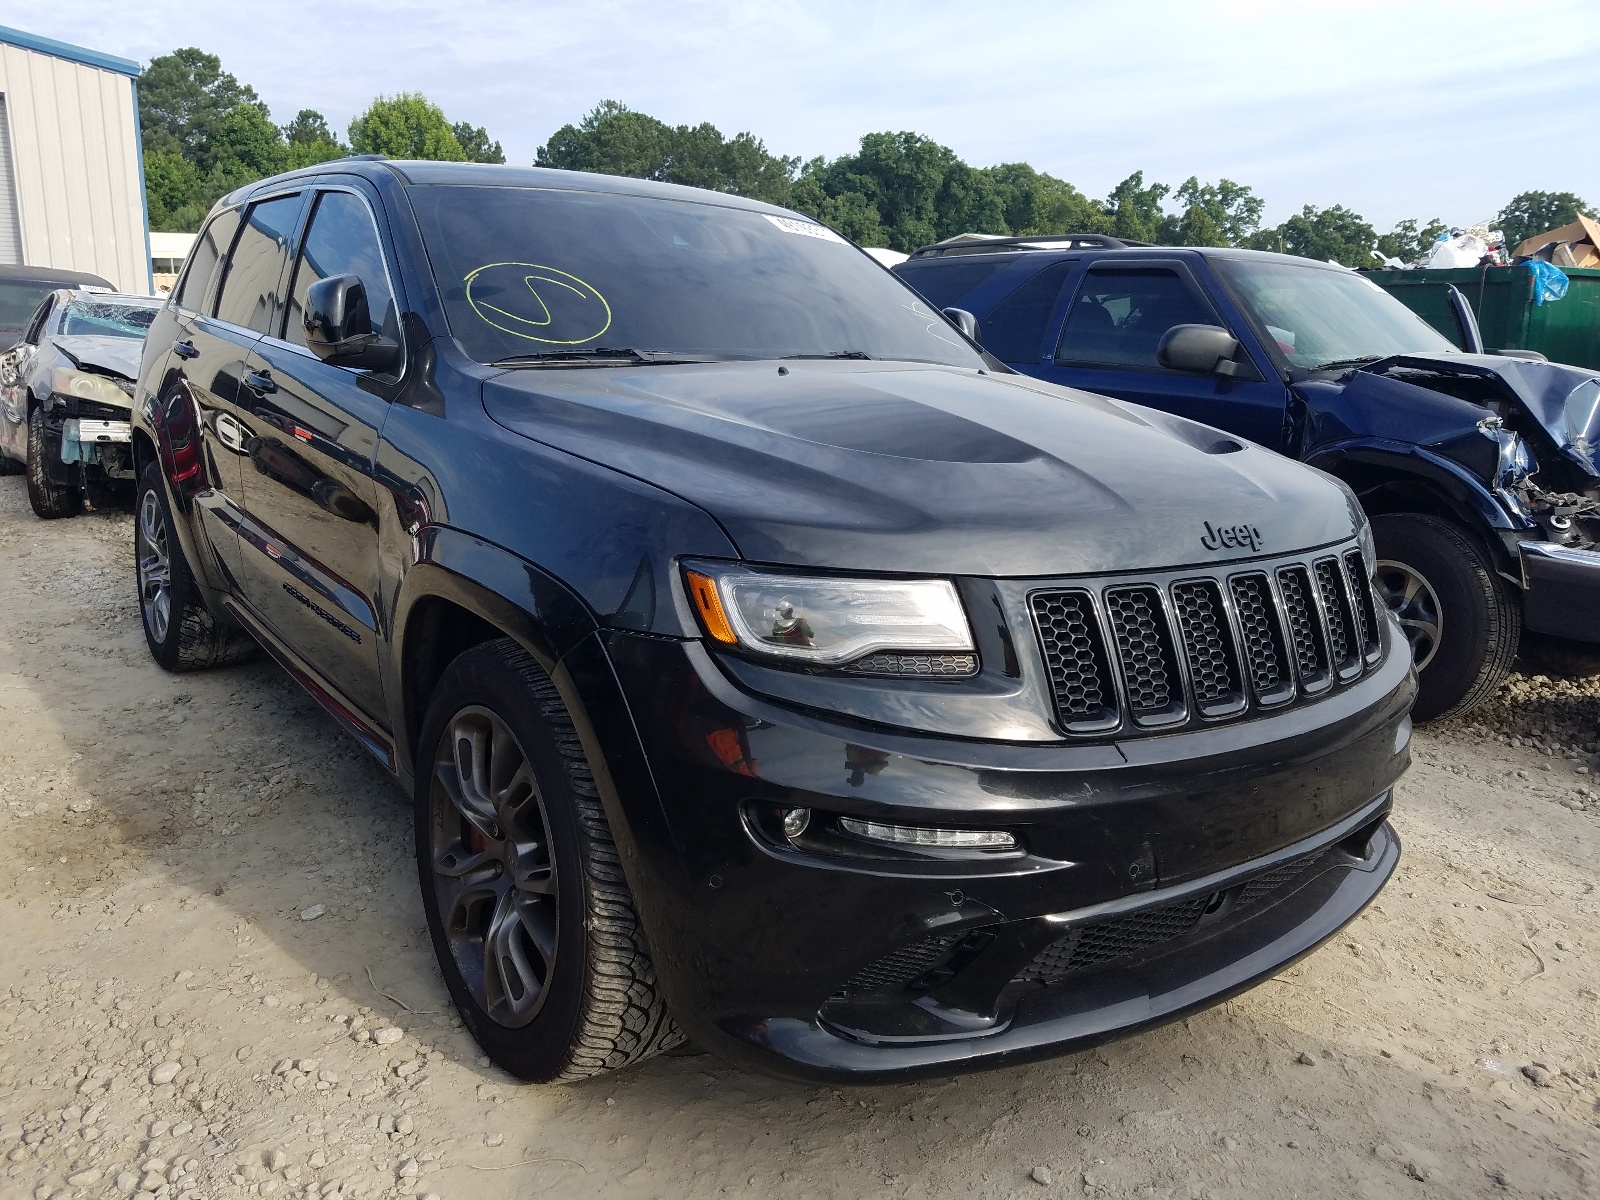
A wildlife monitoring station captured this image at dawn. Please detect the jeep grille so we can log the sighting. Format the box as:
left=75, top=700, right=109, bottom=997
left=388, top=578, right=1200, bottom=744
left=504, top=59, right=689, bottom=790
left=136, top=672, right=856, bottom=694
left=1030, top=540, right=1383, bottom=737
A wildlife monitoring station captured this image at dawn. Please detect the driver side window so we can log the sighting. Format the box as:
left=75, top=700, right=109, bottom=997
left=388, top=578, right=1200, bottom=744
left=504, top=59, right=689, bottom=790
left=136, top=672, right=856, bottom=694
left=285, top=190, right=399, bottom=351
left=1055, top=268, right=1219, bottom=371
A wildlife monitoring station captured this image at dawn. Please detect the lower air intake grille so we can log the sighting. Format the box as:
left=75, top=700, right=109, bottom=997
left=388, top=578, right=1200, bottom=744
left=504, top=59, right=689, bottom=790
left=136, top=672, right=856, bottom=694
left=843, top=933, right=961, bottom=992
left=1104, top=586, right=1178, bottom=716
left=1018, top=846, right=1330, bottom=985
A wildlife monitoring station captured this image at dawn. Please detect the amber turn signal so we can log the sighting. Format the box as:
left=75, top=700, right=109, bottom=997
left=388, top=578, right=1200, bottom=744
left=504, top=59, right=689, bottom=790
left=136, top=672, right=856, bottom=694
left=685, top=570, right=738, bottom=644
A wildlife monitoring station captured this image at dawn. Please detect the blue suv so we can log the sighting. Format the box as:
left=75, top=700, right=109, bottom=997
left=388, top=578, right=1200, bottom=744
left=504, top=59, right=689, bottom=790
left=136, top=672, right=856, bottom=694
left=895, top=235, right=1600, bottom=721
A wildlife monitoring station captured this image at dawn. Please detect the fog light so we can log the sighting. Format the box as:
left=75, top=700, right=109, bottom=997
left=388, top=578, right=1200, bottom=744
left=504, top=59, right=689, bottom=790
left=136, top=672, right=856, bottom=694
left=782, top=807, right=811, bottom=838
left=838, top=817, right=1015, bottom=849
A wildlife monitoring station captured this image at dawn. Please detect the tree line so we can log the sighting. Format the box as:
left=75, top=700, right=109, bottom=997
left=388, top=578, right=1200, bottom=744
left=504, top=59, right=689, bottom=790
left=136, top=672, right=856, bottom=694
left=140, top=49, right=504, bottom=231
left=140, top=51, right=1593, bottom=269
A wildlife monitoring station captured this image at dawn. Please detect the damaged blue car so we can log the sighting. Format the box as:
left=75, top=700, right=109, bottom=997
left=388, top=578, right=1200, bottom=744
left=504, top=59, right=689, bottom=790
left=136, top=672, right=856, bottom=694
left=895, top=239, right=1600, bottom=721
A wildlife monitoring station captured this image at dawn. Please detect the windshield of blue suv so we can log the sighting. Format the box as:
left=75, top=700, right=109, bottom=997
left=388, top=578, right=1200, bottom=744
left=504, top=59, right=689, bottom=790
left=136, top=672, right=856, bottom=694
left=1213, top=258, right=1458, bottom=371
left=59, top=299, right=160, bottom=339
left=410, top=186, right=985, bottom=368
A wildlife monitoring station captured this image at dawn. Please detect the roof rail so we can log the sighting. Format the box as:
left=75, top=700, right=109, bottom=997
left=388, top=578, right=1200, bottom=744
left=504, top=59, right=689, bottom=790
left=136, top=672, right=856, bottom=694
left=908, top=233, right=1150, bottom=258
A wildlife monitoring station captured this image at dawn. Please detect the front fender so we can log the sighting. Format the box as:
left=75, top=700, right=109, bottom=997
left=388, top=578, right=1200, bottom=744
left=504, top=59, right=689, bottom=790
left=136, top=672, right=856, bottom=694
left=1308, top=438, right=1518, bottom=534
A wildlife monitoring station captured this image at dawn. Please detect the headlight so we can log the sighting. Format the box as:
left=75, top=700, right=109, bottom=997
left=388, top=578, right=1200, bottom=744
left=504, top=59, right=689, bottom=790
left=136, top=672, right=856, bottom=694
left=683, top=563, right=975, bottom=666
left=49, top=366, right=131, bottom=406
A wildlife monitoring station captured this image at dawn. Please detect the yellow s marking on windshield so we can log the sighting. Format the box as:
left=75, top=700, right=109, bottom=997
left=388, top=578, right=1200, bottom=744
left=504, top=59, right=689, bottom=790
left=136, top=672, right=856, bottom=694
left=463, top=263, right=613, bottom=345
left=905, top=299, right=962, bottom=349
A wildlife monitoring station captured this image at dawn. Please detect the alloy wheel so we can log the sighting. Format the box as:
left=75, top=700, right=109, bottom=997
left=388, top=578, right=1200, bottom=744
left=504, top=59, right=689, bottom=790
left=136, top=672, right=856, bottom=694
left=429, top=705, right=558, bottom=1028
left=137, top=488, right=172, bottom=644
left=1375, top=558, right=1442, bottom=671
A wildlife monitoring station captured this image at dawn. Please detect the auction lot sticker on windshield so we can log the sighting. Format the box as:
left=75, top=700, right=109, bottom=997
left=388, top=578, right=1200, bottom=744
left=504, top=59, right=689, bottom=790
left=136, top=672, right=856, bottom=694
left=764, top=215, right=849, bottom=244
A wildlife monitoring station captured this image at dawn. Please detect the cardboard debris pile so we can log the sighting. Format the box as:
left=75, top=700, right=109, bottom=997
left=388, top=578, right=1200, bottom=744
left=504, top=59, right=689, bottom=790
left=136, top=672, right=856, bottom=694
left=1514, top=214, right=1600, bottom=269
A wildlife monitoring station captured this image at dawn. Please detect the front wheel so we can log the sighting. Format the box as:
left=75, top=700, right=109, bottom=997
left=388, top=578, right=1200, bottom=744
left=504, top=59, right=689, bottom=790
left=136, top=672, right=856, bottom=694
left=416, top=638, right=681, bottom=1082
left=1370, top=513, right=1519, bottom=722
left=26, top=407, right=80, bottom=519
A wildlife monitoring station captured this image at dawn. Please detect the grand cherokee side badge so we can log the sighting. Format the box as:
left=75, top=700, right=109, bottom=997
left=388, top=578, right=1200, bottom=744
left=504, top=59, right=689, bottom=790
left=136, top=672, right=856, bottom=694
left=1201, top=520, right=1263, bottom=553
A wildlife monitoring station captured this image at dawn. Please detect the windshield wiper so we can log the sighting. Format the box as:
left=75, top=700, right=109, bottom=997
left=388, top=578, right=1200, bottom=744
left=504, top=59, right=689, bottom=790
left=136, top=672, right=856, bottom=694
left=1309, top=355, right=1383, bottom=372
left=490, top=347, right=722, bottom=367
left=780, top=351, right=874, bottom=360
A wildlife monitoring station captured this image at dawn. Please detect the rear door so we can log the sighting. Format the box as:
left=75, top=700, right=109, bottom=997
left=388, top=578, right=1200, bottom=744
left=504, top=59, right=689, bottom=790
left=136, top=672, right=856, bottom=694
left=1030, top=257, right=1290, bottom=450
left=159, top=192, right=306, bottom=586
left=231, top=184, right=399, bottom=731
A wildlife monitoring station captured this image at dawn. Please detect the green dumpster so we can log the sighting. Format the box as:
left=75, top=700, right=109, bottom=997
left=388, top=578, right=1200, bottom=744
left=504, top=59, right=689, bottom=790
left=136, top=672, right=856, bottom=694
left=1366, top=265, right=1600, bottom=370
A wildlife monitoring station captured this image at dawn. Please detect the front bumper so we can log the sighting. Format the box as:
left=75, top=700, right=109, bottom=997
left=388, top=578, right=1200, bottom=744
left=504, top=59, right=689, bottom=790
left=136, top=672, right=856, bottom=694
left=597, top=628, right=1414, bottom=1083
left=1520, top=540, right=1600, bottom=643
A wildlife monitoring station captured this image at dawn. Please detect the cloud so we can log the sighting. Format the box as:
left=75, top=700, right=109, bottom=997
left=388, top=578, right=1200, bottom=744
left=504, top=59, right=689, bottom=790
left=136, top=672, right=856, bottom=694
left=25, top=0, right=1600, bottom=228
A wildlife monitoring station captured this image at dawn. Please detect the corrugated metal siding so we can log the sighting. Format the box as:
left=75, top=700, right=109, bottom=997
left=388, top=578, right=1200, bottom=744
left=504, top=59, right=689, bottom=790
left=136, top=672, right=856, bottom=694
left=0, top=94, right=22, bottom=264
left=0, top=43, right=146, bottom=292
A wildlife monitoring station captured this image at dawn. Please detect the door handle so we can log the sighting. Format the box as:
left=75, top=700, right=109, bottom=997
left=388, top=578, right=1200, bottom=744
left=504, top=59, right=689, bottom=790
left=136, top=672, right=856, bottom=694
left=172, top=339, right=199, bottom=360
left=243, top=368, right=277, bottom=394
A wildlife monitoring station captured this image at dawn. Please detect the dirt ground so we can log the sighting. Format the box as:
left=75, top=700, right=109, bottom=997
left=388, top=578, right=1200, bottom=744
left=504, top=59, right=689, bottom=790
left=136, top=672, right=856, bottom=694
left=0, top=475, right=1596, bottom=1200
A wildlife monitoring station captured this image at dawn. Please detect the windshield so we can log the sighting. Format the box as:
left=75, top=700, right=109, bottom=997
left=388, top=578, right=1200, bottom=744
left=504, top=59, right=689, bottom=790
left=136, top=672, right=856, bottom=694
left=0, top=282, right=54, bottom=329
left=410, top=186, right=983, bottom=368
left=59, top=300, right=159, bottom=339
left=1213, top=258, right=1457, bottom=371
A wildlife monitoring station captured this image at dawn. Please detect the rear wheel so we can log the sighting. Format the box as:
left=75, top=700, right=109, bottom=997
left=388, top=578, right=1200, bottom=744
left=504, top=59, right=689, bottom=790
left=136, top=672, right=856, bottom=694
left=26, top=407, right=80, bottom=519
left=416, top=638, right=681, bottom=1082
left=1371, top=513, right=1519, bottom=721
left=135, top=461, right=257, bottom=671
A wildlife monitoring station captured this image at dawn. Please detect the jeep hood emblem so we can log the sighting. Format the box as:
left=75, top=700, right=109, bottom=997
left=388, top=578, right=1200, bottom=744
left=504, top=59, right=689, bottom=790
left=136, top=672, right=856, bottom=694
left=1200, top=520, right=1263, bottom=553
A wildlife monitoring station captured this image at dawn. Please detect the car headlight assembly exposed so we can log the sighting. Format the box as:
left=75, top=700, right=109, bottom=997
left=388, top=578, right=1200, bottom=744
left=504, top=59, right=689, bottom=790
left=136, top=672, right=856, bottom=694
left=684, top=563, right=976, bottom=670
left=50, top=366, right=131, bottom=407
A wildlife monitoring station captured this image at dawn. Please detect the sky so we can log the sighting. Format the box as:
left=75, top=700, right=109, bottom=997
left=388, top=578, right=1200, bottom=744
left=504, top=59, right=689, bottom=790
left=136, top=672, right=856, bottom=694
left=16, top=0, right=1600, bottom=231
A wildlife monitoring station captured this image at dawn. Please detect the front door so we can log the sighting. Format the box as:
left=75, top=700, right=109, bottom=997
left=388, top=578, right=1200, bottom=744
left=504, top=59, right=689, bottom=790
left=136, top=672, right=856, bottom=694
left=1030, top=259, right=1290, bottom=451
left=231, top=186, right=400, bottom=731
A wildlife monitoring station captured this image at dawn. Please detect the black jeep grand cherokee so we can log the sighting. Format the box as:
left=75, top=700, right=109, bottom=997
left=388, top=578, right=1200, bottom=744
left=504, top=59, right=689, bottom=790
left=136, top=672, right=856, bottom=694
left=130, top=160, right=1413, bottom=1085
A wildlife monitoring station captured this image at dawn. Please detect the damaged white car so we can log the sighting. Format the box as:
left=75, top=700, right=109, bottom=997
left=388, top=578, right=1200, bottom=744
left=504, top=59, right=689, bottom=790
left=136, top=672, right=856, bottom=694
left=0, top=290, right=160, bottom=518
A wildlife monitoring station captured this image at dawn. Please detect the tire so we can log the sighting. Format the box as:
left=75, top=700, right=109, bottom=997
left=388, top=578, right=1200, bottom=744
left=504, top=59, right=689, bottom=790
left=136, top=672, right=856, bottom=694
left=415, top=638, right=681, bottom=1082
left=0, top=449, right=22, bottom=475
left=1371, top=513, right=1520, bottom=722
left=26, top=407, right=81, bottom=519
left=135, top=460, right=257, bottom=671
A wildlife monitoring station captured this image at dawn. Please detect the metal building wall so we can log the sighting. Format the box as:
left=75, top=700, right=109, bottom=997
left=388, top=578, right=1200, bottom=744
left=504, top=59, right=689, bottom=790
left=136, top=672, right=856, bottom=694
left=0, top=42, right=147, bottom=293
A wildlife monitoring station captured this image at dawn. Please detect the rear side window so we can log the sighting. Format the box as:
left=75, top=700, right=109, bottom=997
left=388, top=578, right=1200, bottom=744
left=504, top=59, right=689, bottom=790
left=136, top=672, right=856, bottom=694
left=214, top=194, right=303, bottom=333
left=285, top=190, right=400, bottom=348
left=980, top=261, right=1074, bottom=363
left=173, top=208, right=241, bottom=314
left=1055, top=267, right=1219, bottom=370
left=893, top=259, right=1013, bottom=310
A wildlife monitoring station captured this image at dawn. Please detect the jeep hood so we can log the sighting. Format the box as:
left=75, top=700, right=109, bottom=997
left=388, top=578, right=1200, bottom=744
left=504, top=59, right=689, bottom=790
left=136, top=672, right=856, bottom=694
left=1322, top=353, right=1600, bottom=479
left=52, top=335, right=142, bottom=384
left=482, top=360, right=1356, bottom=577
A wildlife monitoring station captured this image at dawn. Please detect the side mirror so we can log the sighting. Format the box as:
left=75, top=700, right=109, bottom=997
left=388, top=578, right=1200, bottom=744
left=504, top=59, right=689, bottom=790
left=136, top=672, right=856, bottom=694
left=304, top=274, right=399, bottom=372
left=1157, top=324, right=1243, bottom=376
left=942, top=307, right=979, bottom=341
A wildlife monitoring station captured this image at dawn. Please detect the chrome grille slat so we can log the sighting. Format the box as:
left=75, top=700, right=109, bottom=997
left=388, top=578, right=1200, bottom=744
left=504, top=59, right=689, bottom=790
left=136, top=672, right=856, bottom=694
left=1314, top=557, right=1361, bottom=679
left=1228, top=572, right=1294, bottom=705
left=1171, top=579, right=1245, bottom=715
left=1104, top=585, right=1185, bottom=726
left=1030, top=540, right=1380, bottom=737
